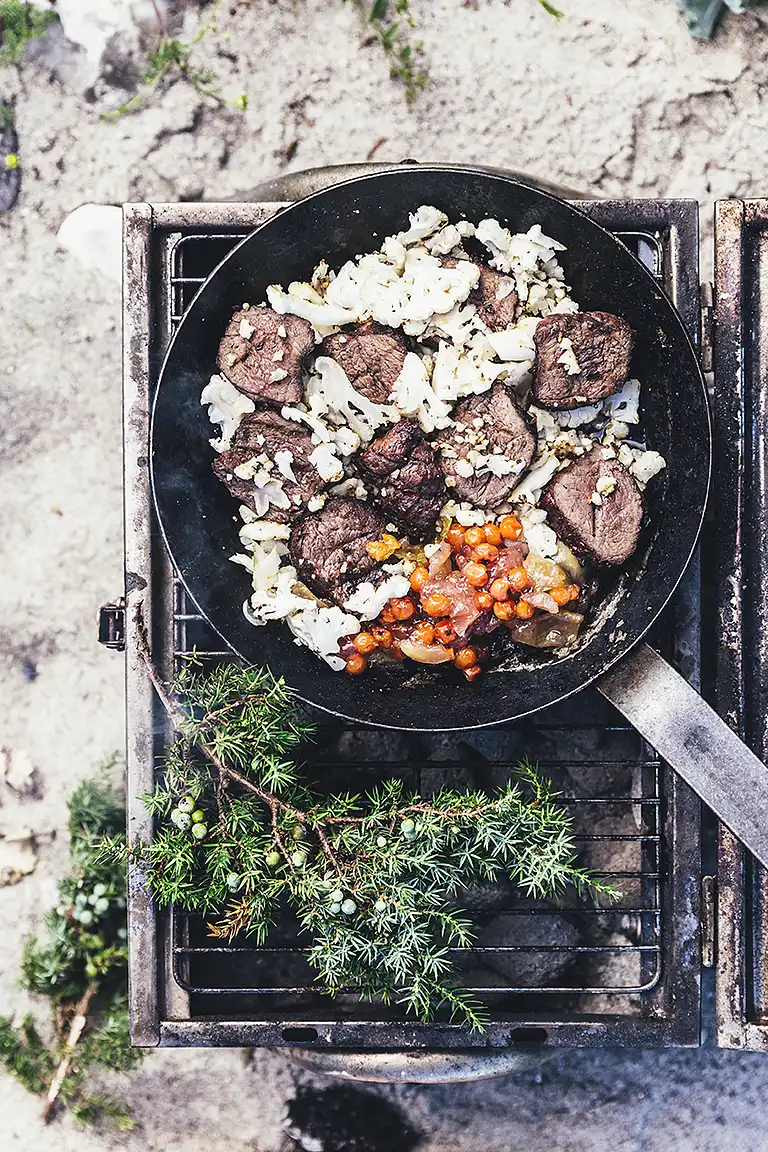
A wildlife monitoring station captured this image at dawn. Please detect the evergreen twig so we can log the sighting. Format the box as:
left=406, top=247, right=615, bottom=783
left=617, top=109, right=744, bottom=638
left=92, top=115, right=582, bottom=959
left=0, top=773, right=141, bottom=1128
left=132, top=604, right=619, bottom=1030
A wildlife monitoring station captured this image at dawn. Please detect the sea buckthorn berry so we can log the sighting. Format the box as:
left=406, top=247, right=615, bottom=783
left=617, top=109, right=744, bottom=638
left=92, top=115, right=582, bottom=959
left=489, top=577, right=510, bottom=602
left=434, top=620, right=457, bottom=645
left=390, top=597, right=415, bottom=621
left=353, top=631, right=378, bottom=655
left=549, top=586, right=574, bottom=607
left=464, top=562, right=488, bottom=587
left=454, top=647, right=478, bottom=670
left=483, top=523, right=502, bottom=546
left=423, top=591, right=452, bottom=617
left=463, top=663, right=483, bottom=682
left=345, top=653, right=367, bottom=675
left=465, top=526, right=486, bottom=547
left=493, top=600, right=516, bottom=620
left=499, top=515, right=523, bottom=541
left=409, top=565, right=429, bottom=592
left=475, top=543, right=499, bottom=563
left=379, top=607, right=396, bottom=624
left=476, top=591, right=493, bottom=610
left=370, top=626, right=393, bottom=648
left=447, top=524, right=466, bottom=549
left=413, top=622, right=436, bottom=645
left=515, top=599, right=535, bottom=619
left=508, top=566, right=532, bottom=592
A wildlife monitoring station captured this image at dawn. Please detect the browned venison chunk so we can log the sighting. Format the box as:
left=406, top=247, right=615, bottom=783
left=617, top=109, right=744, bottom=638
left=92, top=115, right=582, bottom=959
left=211, top=409, right=325, bottom=522
left=542, top=447, right=643, bottom=565
left=443, top=258, right=518, bottom=332
left=471, top=264, right=519, bottom=331
left=437, top=383, right=536, bottom=508
left=289, top=497, right=387, bottom=606
left=357, top=418, right=445, bottom=541
left=320, top=320, right=408, bottom=404
left=217, top=307, right=314, bottom=406
left=532, top=311, right=632, bottom=410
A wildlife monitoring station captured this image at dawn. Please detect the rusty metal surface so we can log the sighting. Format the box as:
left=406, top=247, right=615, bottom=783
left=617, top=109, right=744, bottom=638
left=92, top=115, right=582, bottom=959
left=714, top=199, right=768, bottom=1050
left=123, top=203, right=161, bottom=1046
left=123, top=187, right=705, bottom=1061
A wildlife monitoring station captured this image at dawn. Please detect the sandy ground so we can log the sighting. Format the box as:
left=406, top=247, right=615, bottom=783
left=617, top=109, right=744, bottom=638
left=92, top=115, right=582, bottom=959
left=2, top=0, right=768, bottom=1147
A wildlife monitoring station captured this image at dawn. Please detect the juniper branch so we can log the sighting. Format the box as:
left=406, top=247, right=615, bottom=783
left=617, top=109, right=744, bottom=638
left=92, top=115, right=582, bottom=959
left=133, top=603, right=618, bottom=1027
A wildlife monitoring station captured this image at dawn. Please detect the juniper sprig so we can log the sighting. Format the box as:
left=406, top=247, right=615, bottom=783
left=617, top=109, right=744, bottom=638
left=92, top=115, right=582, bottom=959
left=0, top=774, right=142, bottom=1127
left=134, top=608, right=617, bottom=1030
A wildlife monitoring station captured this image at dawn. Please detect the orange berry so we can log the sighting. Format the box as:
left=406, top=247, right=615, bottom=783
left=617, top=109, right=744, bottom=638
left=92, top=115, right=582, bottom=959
left=345, top=653, right=367, bottom=675
left=464, top=562, right=488, bottom=588
left=549, top=586, right=573, bottom=607
left=409, top=565, right=429, bottom=592
left=493, top=600, right=516, bottom=620
left=434, top=620, right=457, bottom=645
left=463, top=663, right=482, bottom=682
left=499, top=515, right=523, bottom=541
left=454, top=647, right=478, bottom=670
left=447, top=525, right=466, bottom=550
left=371, top=626, right=393, bottom=648
left=423, top=592, right=452, bottom=617
left=515, top=600, right=535, bottom=619
left=489, top=577, right=510, bottom=602
left=483, top=523, right=502, bottom=546
left=353, top=632, right=378, bottom=655
left=508, top=566, right=532, bottom=592
left=465, top=526, right=486, bottom=547
left=476, top=591, right=493, bottom=610
left=474, top=543, right=500, bottom=563
left=390, top=597, right=415, bottom=621
left=412, top=622, right=436, bottom=645
left=379, top=607, right=396, bottom=624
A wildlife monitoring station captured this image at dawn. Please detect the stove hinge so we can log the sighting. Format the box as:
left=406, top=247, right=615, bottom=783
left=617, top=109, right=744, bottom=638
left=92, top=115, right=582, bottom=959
left=98, top=598, right=126, bottom=651
left=701, top=874, right=717, bottom=967
left=700, top=282, right=714, bottom=373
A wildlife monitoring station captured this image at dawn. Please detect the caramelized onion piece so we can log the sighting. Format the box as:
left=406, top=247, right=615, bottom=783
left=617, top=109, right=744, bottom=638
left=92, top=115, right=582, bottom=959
left=400, top=639, right=455, bottom=664
left=505, top=611, right=584, bottom=649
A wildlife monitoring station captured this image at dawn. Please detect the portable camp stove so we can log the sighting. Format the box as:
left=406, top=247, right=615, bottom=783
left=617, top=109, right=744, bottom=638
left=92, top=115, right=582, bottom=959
left=103, top=166, right=768, bottom=1078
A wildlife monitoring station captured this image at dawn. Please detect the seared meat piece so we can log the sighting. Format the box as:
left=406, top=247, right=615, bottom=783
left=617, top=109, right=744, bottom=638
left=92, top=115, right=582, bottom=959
left=212, top=409, right=325, bottom=522
left=443, top=258, right=518, bottom=331
left=320, top=320, right=408, bottom=404
left=471, top=264, right=519, bottom=331
left=542, top=447, right=643, bottom=565
left=217, top=306, right=314, bottom=406
left=532, top=311, right=632, bottom=410
left=289, top=497, right=387, bottom=605
left=357, top=419, right=445, bottom=541
left=437, top=383, right=536, bottom=508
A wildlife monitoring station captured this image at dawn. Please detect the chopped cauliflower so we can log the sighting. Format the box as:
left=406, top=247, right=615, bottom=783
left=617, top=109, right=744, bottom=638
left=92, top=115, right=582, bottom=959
left=200, top=374, right=255, bottom=452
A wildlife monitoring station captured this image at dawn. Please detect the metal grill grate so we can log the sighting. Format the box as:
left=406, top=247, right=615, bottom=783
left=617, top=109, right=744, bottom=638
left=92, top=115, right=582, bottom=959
left=124, top=196, right=704, bottom=1049
left=164, top=227, right=666, bottom=1007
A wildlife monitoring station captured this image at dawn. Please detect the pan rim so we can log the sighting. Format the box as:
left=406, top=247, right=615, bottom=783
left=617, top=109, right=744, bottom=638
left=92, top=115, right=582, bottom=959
left=149, top=166, right=712, bottom=731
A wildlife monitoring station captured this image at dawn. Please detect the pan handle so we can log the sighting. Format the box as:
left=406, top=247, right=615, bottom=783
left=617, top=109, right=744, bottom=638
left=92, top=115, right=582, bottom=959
left=597, top=643, right=768, bottom=868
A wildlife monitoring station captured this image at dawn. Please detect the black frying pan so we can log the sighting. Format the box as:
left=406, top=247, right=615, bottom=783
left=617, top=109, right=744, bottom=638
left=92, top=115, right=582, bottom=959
left=150, top=167, right=768, bottom=866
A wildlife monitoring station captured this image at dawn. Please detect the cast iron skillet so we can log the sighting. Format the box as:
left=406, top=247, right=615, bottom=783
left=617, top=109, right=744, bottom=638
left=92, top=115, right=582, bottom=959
left=151, top=167, right=768, bottom=866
